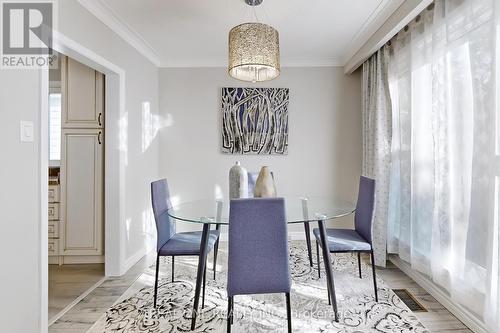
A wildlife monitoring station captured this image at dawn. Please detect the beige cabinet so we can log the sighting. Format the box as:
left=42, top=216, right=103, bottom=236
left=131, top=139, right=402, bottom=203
left=60, top=128, right=104, bottom=256
left=48, top=183, right=61, bottom=257
left=61, top=56, right=104, bottom=129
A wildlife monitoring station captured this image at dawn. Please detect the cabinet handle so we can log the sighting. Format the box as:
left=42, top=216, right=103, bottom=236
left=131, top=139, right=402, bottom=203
left=98, top=113, right=102, bottom=127
left=98, top=131, right=102, bottom=145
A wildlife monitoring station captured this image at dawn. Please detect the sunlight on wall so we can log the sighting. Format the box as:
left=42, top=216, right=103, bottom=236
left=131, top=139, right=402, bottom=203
left=214, top=184, right=224, bottom=200
left=142, top=209, right=156, bottom=253
left=119, top=112, right=129, bottom=166
left=141, top=101, right=174, bottom=153
left=170, top=195, right=181, bottom=208
left=125, top=217, right=131, bottom=243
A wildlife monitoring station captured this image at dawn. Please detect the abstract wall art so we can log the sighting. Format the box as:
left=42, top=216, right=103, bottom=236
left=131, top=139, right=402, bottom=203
left=221, top=87, right=289, bottom=154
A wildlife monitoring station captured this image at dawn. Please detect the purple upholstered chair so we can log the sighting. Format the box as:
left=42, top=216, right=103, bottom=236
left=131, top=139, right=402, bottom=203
left=151, top=179, right=220, bottom=308
left=226, top=198, right=292, bottom=333
left=313, top=176, right=378, bottom=302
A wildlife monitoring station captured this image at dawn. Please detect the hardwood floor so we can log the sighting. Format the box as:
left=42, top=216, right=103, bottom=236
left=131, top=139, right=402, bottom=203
left=376, top=260, right=473, bottom=333
left=49, top=264, right=105, bottom=324
left=49, top=246, right=473, bottom=332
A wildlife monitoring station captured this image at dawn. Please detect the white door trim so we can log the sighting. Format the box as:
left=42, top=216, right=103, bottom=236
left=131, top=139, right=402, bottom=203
left=42, top=30, right=127, bottom=330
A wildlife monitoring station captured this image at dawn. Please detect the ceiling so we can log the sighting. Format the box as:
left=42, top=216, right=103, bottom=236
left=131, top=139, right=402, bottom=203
left=90, top=0, right=398, bottom=67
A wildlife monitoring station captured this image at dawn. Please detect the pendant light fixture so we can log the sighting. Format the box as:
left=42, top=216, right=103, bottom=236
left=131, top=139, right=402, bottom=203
left=228, top=0, right=280, bottom=82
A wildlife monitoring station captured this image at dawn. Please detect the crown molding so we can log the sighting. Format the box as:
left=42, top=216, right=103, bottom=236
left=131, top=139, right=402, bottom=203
left=342, top=0, right=404, bottom=65
left=77, top=0, right=162, bottom=67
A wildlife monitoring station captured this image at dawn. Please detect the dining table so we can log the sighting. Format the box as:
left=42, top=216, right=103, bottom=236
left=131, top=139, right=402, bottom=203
left=166, top=195, right=356, bottom=330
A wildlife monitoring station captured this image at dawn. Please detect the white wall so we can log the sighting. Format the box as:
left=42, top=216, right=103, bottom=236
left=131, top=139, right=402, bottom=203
left=0, top=70, right=46, bottom=333
left=159, top=67, right=362, bottom=232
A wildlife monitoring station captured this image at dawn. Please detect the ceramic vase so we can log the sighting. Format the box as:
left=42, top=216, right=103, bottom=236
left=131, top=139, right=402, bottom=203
left=254, top=166, right=277, bottom=198
left=229, top=161, right=248, bottom=199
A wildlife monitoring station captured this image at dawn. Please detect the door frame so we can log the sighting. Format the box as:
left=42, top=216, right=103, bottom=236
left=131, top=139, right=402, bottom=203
left=41, top=30, right=127, bottom=331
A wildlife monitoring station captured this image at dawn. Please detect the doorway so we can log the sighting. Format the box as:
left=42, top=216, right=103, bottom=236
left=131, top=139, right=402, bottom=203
left=47, top=51, right=106, bottom=324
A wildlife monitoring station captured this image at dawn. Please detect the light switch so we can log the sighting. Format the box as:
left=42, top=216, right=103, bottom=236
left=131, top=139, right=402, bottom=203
left=20, top=121, right=34, bottom=142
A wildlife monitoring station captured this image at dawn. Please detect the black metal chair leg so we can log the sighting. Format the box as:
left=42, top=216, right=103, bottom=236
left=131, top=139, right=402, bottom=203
left=214, top=226, right=220, bottom=280
left=357, top=252, right=362, bottom=278
left=227, top=296, right=233, bottom=333
left=316, top=240, right=321, bottom=278
left=154, top=253, right=160, bottom=308
left=202, top=259, right=207, bottom=308
left=285, top=293, right=292, bottom=333
left=370, top=250, right=378, bottom=302
left=171, top=256, right=175, bottom=282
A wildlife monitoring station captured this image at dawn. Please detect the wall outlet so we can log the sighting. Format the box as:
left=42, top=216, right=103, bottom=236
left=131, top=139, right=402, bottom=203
left=20, top=121, right=34, bottom=142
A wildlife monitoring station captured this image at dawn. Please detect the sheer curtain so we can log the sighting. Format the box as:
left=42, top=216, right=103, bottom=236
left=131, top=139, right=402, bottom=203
left=362, top=46, right=392, bottom=267
left=386, top=0, right=500, bottom=330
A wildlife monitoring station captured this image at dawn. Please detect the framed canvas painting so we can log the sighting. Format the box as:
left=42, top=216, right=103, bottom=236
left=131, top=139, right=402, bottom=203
left=221, top=87, right=289, bottom=154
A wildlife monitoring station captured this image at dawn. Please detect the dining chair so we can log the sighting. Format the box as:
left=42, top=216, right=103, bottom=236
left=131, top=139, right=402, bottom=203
left=313, top=176, right=378, bottom=302
left=151, top=179, right=220, bottom=308
left=226, top=198, right=292, bottom=333
left=248, top=171, right=315, bottom=268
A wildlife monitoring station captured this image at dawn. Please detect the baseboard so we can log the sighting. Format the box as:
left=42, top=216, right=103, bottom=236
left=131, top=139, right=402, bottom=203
left=48, top=255, right=104, bottom=265
left=288, top=231, right=307, bottom=240
left=389, top=255, right=488, bottom=333
left=122, top=248, right=148, bottom=274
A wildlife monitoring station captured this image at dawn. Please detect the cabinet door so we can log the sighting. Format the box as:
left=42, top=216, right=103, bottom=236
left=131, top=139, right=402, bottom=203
left=61, top=129, right=103, bottom=255
left=61, top=56, right=104, bottom=128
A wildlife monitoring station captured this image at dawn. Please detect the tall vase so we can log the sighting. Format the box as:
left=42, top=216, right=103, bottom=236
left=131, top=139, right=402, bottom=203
left=229, top=161, right=248, bottom=199
left=254, top=166, right=277, bottom=198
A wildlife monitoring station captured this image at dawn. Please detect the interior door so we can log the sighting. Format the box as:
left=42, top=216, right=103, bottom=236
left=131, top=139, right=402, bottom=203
left=60, top=128, right=104, bottom=255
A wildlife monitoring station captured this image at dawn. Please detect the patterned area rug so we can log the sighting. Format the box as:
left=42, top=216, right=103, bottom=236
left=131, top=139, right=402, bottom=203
left=89, top=242, right=428, bottom=332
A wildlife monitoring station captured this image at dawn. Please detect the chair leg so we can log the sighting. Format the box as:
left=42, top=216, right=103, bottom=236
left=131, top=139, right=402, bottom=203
left=357, top=252, right=362, bottom=278
left=154, top=253, right=160, bottom=308
left=370, top=250, right=379, bottom=302
left=213, top=238, right=219, bottom=281
left=285, top=293, right=292, bottom=333
left=171, top=256, right=175, bottom=282
left=316, top=240, right=321, bottom=278
left=202, top=259, right=207, bottom=308
left=227, top=296, right=233, bottom=332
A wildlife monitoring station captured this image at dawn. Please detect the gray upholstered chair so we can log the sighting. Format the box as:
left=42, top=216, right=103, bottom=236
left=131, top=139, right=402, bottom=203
left=226, top=198, right=292, bottom=333
left=313, top=176, right=378, bottom=303
left=151, top=179, right=220, bottom=308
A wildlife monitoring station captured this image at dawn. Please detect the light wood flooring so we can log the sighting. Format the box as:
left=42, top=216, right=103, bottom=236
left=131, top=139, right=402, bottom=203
left=49, top=264, right=105, bottom=323
left=49, top=247, right=473, bottom=333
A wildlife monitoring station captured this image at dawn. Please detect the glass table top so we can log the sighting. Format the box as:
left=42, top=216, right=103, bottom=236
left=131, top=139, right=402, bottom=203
left=167, top=196, right=355, bottom=225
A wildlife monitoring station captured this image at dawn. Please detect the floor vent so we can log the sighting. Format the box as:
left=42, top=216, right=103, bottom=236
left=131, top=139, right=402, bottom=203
left=392, top=289, right=427, bottom=312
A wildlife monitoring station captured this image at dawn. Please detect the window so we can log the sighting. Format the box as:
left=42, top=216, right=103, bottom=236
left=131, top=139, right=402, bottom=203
left=49, top=93, right=61, bottom=162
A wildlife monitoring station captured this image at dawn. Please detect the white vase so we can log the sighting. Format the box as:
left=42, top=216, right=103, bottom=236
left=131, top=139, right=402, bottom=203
left=254, top=166, right=276, bottom=198
left=229, top=161, right=248, bottom=199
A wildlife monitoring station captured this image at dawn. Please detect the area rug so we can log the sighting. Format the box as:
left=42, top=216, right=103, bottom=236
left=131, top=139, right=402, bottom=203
left=88, top=242, right=428, bottom=332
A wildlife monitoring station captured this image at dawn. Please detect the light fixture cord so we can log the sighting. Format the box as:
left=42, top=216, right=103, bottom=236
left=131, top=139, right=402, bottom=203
left=252, top=4, right=259, bottom=22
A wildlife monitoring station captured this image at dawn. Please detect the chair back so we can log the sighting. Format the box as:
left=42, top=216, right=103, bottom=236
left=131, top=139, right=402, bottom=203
left=151, top=179, right=176, bottom=252
left=247, top=171, right=274, bottom=198
left=354, top=176, right=375, bottom=244
left=227, top=198, right=291, bottom=296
